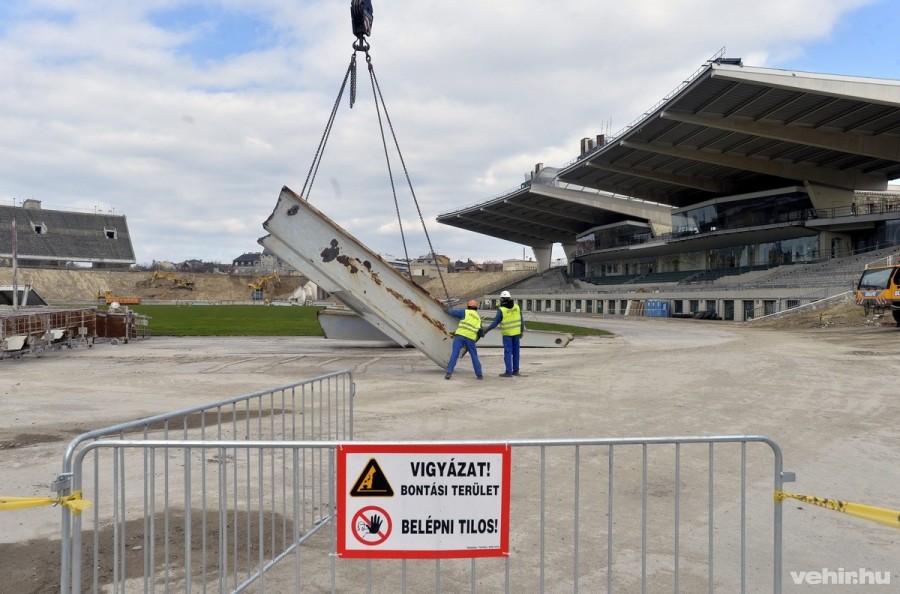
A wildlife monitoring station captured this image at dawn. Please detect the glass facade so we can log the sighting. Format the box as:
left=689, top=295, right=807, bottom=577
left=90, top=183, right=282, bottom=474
left=576, top=223, right=652, bottom=253
left=674, top=191, right=812, bottom=234
left=575, top=190, right=821, bottom=277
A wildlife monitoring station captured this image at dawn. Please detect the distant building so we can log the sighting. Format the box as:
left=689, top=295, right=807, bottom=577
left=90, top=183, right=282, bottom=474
left=0, top=199, right=136, bottom=269
left=178, top=259, right=205, bottom=272
left=482, top=261, right=503, bottom=273
left=381, top=254, right=410, bottom=275
left=233, top=252, right=261, bottom=270
left=453, top=259, right=483, bottom=273
left=232, top=250, right=293, bottom=275
left=502, top=258, right=539, bottom=272
left=408, top=253, right=450, bottom=277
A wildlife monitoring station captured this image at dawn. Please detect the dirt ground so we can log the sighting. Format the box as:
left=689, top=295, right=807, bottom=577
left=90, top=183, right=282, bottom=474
left=749, top=298, right=886, bottom=330
left=1, top=308, right=898, bottom=592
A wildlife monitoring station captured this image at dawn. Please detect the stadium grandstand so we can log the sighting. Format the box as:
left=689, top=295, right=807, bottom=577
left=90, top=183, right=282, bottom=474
left=437, top=53, right=900, bottom=321
left=0, top=199, right=136, bottom=269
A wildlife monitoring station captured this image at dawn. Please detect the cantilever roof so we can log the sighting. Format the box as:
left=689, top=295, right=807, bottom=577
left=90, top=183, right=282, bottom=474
left=438, top=60, right=900, bottom=245
left=560, top=61, right=900, bottom=207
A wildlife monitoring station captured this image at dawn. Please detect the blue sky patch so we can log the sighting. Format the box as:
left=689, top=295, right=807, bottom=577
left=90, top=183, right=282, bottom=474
left=0, top=4, right=75, bottom=35
left=781, top=0, right=900, bottom=78
left=150, top=4, right=276, bottom=63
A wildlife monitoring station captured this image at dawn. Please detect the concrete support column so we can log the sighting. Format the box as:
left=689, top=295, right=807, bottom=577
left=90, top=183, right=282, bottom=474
left=531, top=244, right=553, bottom=272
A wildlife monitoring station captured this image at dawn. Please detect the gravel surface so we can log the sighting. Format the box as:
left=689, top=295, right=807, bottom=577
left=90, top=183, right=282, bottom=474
left=1, top=316, right=897, bottom=592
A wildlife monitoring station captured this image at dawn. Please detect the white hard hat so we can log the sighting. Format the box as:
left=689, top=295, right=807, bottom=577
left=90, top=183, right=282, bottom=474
left=500, top=290, right=511, bottom=298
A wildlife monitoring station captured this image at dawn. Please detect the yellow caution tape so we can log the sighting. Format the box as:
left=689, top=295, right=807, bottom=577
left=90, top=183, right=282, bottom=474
left=776, top=490, right=900, bottom=530
left=0, top=490, right=91, bottom=515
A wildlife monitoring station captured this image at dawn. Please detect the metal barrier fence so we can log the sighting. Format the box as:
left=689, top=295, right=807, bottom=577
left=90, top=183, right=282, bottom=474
left=56, top=370, right=355, bottom=593
left=60, top=433, right=788, bottom=593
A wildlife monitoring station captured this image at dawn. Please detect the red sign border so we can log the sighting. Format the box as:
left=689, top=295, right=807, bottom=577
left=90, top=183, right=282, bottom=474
left=337, top=443, right=511, bottom=559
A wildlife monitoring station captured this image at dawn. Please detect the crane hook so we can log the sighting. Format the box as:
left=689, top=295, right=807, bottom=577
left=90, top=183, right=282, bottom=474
left=350, top=0, right=373, bottom=52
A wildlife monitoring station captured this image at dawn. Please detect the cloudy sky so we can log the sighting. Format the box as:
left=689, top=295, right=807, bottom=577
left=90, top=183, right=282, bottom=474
left=1, top=0, right=897, bottom=266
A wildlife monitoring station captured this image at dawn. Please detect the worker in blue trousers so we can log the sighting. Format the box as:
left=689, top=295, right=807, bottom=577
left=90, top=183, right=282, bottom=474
left=445, top=300, right=484, bottom=380
left=484, top=290, right=524, bottom=377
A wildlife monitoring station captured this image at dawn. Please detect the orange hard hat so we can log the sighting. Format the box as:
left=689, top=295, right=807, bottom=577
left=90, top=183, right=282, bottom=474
left=467, top=299, right=478, bottom=308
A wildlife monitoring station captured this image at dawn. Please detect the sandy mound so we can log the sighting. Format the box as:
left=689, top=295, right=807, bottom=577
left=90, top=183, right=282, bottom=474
left=0, top=268, right=307, bottom=303
left=747, top=298, right=893, bottom=329
left=0, top=268, right=532, bottom=305
left=414, top=271, right=534, bottom=301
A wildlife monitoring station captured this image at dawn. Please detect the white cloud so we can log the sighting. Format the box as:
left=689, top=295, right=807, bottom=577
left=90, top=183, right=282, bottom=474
left=0, top=0, right=881, bottom=264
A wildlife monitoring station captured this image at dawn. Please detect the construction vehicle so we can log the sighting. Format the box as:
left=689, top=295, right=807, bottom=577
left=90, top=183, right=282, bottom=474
left=148, top=270, right=195, bottom=290
left=95, top=291, right=141, bottom=305
left=248, top=272, right=281, bottom=292
left=855, top=264, right=900, bottom=323
left=249, top=272, right=281, bottom=301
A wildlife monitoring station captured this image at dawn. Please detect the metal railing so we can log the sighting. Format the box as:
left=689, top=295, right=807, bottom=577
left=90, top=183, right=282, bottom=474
left=60, top=433, right=788, bottom=593
left=56, top=371, right=355, bottom=593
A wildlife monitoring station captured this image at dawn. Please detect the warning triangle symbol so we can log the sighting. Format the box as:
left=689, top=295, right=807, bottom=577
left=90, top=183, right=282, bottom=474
left=350, top=458, right=394, bottom=497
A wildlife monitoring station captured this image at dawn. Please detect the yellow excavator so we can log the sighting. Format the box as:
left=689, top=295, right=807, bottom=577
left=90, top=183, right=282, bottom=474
left=148, top=270, right=195, bottom=290
left=249, top=272, right=281, bottom=301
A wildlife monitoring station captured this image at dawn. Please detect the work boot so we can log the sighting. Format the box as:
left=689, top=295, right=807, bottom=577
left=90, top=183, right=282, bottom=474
left=476, top=375, right=483, bottom=380
left=499, top=373, right=513, bottom=378
left=512, top=371, right=520, bottom=376
left=445, top=373, right=452, bottom=380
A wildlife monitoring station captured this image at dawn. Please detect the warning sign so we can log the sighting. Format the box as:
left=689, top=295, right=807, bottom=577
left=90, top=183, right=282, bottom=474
left=352, top=505, right=392, bottom=545
left=337, top=444, right=510, bottom=559
left=350, top=458, right=394, bottom=497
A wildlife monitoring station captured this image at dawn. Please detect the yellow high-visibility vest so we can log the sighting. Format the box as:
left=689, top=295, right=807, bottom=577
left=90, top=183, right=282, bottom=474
left=499, top=305, right=522, bottom=336
left=455, top=309, right=482, bottom=340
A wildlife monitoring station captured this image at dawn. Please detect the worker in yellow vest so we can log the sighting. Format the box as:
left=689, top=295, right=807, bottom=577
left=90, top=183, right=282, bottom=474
left=445, top=300, right=484, bottom=380
left=484, top=290, right=524, bottom=377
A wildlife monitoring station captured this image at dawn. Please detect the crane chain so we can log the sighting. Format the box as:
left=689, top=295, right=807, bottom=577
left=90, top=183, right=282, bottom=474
left=349, top=52, right=357, bottom=108
left=299, top=57, right=353, bottom=201
left=299, top=24, right=451, bottom=302
left=366, top=56, right=451, bottom=302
